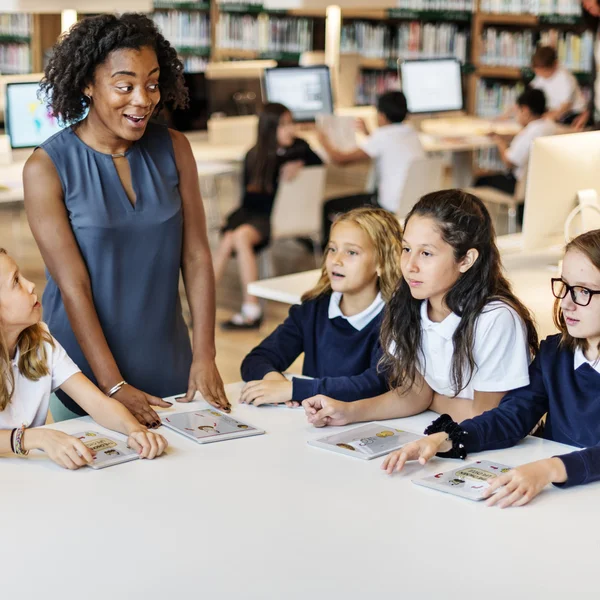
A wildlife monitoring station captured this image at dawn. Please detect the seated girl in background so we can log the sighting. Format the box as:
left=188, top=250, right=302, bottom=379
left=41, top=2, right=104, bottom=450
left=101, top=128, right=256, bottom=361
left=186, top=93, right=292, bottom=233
left=213, top=103, right=322, bottom=330
left=0, top=249, right=167, bottom=469
left=383, top=230, right=600, bottom=508
left=239, top=207, right=402, bottom=407
left=303, top=190, right=538, bottom=426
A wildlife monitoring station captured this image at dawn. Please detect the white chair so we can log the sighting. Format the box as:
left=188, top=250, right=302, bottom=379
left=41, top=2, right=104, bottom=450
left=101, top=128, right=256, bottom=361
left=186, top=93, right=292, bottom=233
left=464, top=163, right=527, bottom=235
left=396, top=156, right=445, bottom=219
left=259, top=165, right=327, bottom=279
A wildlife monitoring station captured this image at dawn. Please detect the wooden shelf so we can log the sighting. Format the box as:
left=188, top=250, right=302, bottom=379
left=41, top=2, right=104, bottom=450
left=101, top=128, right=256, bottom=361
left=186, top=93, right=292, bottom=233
left=176, top=45, right=211, bottom=56
left=153, top=1, right=210, bottom=9
left=477, top=65, right=525, bottom=79
left=476, top=13, right=538, bottom=26
left=214, top=48, right=259, bottom=59
left=358, top=57, right=388, bottom=69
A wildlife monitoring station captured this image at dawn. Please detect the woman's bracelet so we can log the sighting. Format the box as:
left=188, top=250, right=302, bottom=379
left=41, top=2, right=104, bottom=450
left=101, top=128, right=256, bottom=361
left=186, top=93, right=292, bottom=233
left=424, top=414, right=468, bottom=460
left=13, top=423, right=29, bottom=456
left=9, top=428, right=16, bottom=453
left=107, top=380, right=127, bottom=398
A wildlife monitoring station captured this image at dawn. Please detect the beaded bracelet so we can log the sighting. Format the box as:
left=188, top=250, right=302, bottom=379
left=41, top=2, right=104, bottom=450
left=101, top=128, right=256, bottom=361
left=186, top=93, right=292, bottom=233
left=13, top=423, right=29, bottom=456
left=424, top=414, right=467, bottom=460
left=107, top=380, right=127, bottom=398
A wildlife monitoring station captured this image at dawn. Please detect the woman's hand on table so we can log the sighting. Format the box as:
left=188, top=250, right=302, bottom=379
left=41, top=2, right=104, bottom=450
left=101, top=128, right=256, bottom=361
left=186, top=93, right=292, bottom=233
left=180, top=358, right=231, bottom=413
left=381, top=433, right=450, bottom=474
left=24, top=428, right=95, bottom=470
left=113, top=385, right=172, bottom=428
left=482, top=458, right=567, bottom=508
left=127, top=428, right=168, bottom=459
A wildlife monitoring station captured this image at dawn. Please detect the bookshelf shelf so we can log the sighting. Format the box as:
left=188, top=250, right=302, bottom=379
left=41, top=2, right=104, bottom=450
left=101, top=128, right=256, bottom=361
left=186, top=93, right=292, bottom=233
left=153, top=1, right=210, bottom=9
left=477, top=65, right=524, bottom=79
left=215, top=48, right=259, bottom=59
left=387, top=9, right=472, bottom=22
left=175, top=45, right=211, bottom=55
left=477, top=13, right=538, bottom=26
left=0, top=34, right=30, bottom=44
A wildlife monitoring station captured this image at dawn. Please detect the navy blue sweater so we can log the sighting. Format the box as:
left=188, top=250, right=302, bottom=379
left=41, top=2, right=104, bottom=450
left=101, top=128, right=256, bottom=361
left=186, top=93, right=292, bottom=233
left=240, top=295, right=388, bottom=401
left=460, top=334, right=600, bottom=488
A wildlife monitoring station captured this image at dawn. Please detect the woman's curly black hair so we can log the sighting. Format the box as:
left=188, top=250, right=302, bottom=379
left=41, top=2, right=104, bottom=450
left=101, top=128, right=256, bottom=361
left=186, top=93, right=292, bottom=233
left=39, top=13, right=189, bottom=124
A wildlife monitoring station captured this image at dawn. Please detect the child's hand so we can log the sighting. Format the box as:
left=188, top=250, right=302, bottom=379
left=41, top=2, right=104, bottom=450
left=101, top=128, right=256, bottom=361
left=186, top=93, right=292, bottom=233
left=240, top=380, right=293, bottom=406
left=355, top=118, right=369, bottom=136
left=280, top=160, right=304, bottom=182
left=302, top=395, right=351, bottom=427
left=127, top=429, right=168, bottom=459
left=31, top=429, right=95, bottom=470
left=381, top=432, right=449, bottom=474
left=482, top=458, right=566, bottom=508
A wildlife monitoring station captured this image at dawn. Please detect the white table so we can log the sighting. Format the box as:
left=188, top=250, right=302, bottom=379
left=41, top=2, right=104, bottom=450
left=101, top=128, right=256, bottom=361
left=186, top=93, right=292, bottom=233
left=248, top=269, right=320, bottom=305
left=2, top=381, right=596, bottom=599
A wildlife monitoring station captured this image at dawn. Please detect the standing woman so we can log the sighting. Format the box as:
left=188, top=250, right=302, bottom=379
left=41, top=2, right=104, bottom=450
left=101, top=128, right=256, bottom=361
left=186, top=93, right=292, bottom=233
left=24, top=13, right=230, bottom=427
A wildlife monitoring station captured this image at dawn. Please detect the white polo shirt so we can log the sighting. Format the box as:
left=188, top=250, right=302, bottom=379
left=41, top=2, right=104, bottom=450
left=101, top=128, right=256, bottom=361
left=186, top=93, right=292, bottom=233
left=531, top=67, right=586, bottom=114
left=328, top=291, right=385, bottom=331
left=505, top=118, right=557, bottom=181
left=359, top=123, right=425, bottom=213
left=417, top=300, right=531, bottom=400
left=574, top=346, right=600, bottom=374
left=0, top=330, right=80, bottom=429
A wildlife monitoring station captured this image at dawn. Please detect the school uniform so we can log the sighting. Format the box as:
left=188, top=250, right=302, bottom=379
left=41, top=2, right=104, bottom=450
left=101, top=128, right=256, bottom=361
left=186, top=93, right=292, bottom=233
left=459, top=334, right=600, bottom=489
left=240, top=292, right=388, bottom=402
left=531, top=66, right=587, bottom=123
left=321, top=122, right=425, bottom=244
left=416, top=300, right=531, bottom=399
left=0, top=328, right=80, bottom=429
left=222, top=138, right=322, bottom=251
left=474, top=118, right=557, bottom=195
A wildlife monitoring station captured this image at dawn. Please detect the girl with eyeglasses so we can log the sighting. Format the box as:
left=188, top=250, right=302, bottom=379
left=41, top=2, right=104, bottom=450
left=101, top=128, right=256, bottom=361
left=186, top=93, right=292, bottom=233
left=382, top=229, right=600, bottom=508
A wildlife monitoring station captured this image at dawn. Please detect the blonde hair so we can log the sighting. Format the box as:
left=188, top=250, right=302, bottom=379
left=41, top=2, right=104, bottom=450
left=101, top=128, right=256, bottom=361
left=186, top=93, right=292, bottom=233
left=301, top=207, right=403, bottom=303
left=0, top=248, right=53, bottom=411
left=553, top=230, right=600, bottom=356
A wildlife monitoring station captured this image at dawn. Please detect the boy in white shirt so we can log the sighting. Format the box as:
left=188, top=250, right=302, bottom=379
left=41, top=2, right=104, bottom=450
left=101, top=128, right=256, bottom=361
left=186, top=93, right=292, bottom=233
left=475, top=88, right=556, bottom=195
left=530, top=45, right=587, bottom=124
left=317, top=91, right=425, bottom=244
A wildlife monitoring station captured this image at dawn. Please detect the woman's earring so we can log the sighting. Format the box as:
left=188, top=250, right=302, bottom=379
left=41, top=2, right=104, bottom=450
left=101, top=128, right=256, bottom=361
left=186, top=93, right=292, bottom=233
left=83, top=94, right=92, bottom=105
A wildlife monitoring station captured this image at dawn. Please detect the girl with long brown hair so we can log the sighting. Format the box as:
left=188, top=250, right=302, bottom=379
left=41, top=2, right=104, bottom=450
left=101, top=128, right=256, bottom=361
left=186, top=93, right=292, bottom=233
left=239, top=207, right=402, bottom=406
left=304, top=190, right=538, bottom=426
left=213, top=103, right=322, bottom=329
left=383, top=229, right=600, bottom=507
left=0, top=249, right=167, bottom=469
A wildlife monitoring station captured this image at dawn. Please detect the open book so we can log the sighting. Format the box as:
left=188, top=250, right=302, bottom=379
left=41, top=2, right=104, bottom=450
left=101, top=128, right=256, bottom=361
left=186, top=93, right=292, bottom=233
left=308, top=422, right=422, bottom=460
left=74, top=431, right=140, bottom=470
left=161, top=409, right=264, bottom=444
left=413, top=459, right=513, bottom=501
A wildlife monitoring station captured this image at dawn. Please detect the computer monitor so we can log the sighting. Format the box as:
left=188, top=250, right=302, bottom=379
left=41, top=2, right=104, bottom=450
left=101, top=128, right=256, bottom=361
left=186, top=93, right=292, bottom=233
left=263, top=65, right=334, bottom=123
left=5, top=81, right=65, bottom=149
left=399, top=58, right=463, bottom=114
left=523, top=130, right=600, bottom=251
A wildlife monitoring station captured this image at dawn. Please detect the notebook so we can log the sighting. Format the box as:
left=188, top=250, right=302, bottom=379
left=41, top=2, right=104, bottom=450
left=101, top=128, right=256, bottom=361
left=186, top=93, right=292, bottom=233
left=74, top=431, right=140, bottom=470
left=412, top=459, right=513, bottom=501
left=161, top=409, right=264, bottom=444
left=307, top=422, right=422, bottom=460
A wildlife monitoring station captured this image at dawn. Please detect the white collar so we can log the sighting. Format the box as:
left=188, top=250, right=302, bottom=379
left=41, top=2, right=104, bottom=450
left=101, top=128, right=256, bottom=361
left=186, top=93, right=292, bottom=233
left=328, top=292, right=385, bottom=331
left=420, top=300, right=461, bottom=340
left=574, top=346, right=600, bottom=374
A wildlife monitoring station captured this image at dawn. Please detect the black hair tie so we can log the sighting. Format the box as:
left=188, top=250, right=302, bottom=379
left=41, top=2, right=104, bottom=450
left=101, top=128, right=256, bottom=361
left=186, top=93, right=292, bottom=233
left=424, top=414, right=468, bottom=460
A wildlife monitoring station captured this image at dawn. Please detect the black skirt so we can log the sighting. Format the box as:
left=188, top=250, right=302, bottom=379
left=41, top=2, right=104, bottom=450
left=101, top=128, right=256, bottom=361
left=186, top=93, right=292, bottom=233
left=222, top=207, right=270, bottom=252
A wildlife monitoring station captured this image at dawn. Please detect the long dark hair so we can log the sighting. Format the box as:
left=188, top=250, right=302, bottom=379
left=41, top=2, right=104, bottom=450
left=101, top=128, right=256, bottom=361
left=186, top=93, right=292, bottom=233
left=246, top=102, right=290, bottom=194
left=380, top=189, right=539, bottom=396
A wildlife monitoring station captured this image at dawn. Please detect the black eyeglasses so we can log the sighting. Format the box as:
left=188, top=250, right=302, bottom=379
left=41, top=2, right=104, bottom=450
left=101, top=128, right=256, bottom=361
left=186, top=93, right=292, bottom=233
left=551, top=278, right=600, bottom=307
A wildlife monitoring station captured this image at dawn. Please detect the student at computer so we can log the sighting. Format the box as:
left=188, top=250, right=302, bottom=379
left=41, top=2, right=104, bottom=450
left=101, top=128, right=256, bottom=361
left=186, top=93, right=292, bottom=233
left=530, top=45, right=587, bottom=124
left=383, top=229, right=600, bottom=508
left=302, top=190, right=538, bottom=427
left=317, top=91, right=425, bottom=243
left=475, top=88, right=556, bottom=195
left=239, top=207, right=402, bottom=406
left=213, top=102, right=322, bottom=330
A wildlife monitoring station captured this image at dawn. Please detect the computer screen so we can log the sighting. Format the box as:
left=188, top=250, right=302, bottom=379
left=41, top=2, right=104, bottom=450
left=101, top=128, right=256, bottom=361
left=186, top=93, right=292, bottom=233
left=399, top=58, right=463, bottom=114
left=5, top=82, right=65, bottom=148
left=263, top=66, right=333, bottom=122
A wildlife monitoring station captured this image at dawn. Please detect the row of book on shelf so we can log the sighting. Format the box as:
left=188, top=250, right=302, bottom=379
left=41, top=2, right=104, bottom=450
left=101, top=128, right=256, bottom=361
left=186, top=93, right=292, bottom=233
left=217, top=13, right=313, bottom=53
left=356, top=70, right=400, bottom=106
left=341, top=21, right=468, bottom=64
left=0, top=44, right=30, bottom=74
left=480, top=28, right=593, bottom=72
left=0, top=14, right=31, bottom=38
left=152, top=11, right=211, bottom=49
left=480, top=0, right=582, bottom=14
